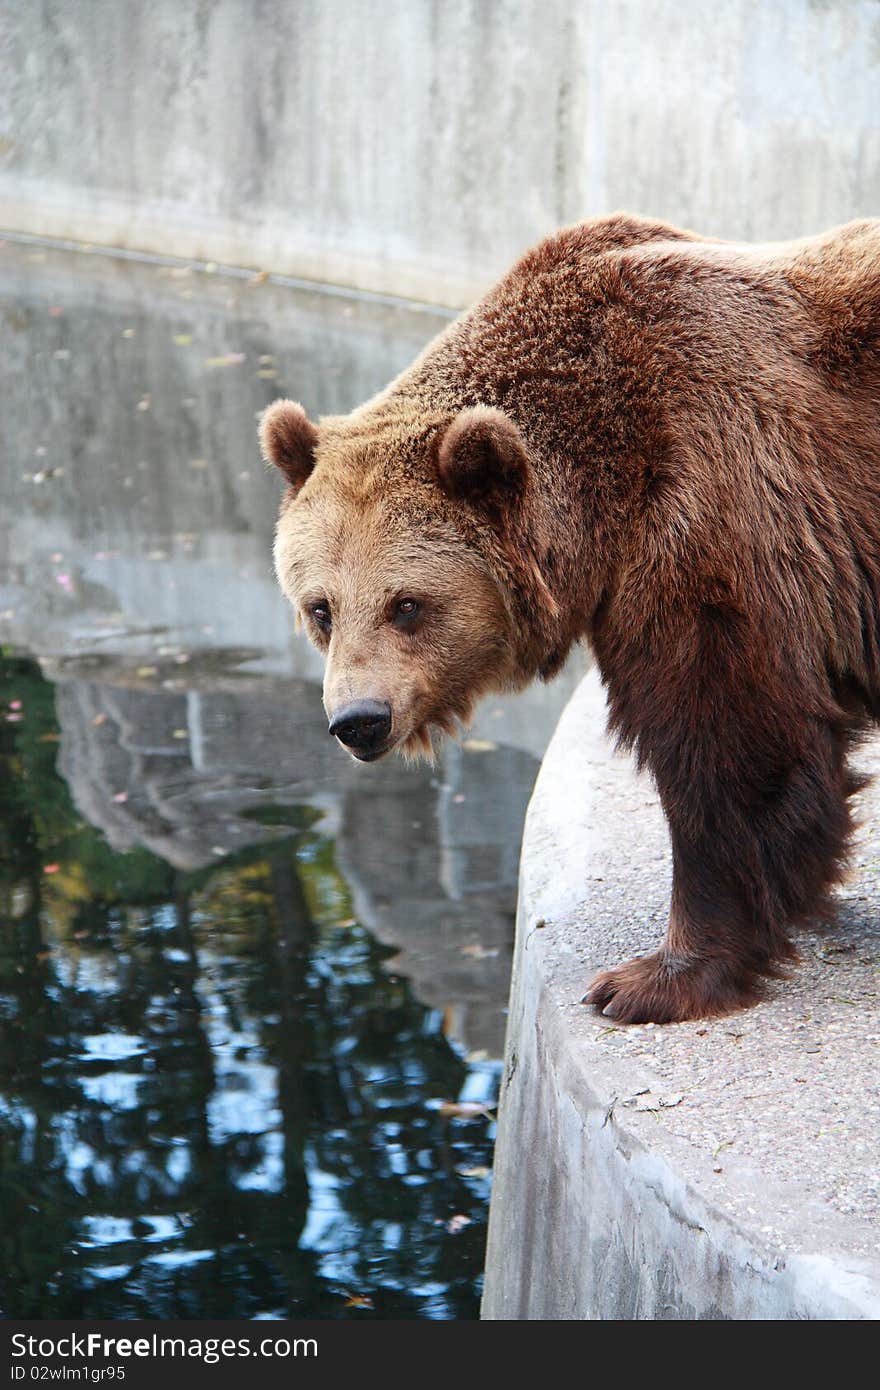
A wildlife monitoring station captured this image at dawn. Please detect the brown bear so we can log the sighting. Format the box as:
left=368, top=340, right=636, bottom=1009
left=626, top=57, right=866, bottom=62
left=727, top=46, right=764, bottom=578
left=260, top=212, right=880, bottom=1025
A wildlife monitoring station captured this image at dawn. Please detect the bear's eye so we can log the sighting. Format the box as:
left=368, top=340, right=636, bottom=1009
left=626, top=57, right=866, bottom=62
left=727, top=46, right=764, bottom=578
left=310, top=603, right=332, bottom=631
left=392, top=597, right=422, bottom=629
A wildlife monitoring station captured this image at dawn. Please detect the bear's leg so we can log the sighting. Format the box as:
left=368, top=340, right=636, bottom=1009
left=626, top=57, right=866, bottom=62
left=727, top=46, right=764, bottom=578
left=585, top=830, right=793, bottom=1023
left=585, top=690, right=859, bottom=1024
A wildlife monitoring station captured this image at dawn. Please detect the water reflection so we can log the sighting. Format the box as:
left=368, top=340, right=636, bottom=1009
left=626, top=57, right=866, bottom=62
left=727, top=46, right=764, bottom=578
left=0, top=241, right=582, bottom=1318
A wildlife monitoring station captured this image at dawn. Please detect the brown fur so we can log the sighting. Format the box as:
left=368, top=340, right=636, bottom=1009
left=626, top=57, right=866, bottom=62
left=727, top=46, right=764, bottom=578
left=263, top=212, right=880, bottom=1023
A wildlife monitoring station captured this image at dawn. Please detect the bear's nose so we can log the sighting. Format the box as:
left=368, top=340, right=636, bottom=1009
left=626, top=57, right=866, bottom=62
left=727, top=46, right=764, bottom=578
left=328, top=700, right=392, bottom=754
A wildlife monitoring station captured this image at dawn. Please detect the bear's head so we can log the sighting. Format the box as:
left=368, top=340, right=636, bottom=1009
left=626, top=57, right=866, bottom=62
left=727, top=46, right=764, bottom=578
left=261, top=398, right=560, bottom=761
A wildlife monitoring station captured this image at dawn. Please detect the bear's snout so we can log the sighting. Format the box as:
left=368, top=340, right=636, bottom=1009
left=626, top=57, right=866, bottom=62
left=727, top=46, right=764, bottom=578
left=328, top=699, right=393, bottom=760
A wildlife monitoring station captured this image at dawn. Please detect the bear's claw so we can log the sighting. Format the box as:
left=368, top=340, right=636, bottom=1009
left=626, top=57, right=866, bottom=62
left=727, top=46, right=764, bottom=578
left=584, top=950, right=767, bottom=1025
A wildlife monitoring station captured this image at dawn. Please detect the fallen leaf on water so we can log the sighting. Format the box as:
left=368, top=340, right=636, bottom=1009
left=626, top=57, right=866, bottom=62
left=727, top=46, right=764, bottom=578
left=343, top=1294, right=373, bottom=1309
left=436, top=1101, right=495, bottom=1120
left=445, top=1214, right=472, bottom=1234
left=204, top=353, right=246, bottom=368
left=458, top=1165, right=490, bottom=1180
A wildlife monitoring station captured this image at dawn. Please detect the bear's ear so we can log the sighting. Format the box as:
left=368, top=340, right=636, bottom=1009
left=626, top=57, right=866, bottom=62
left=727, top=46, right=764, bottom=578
left=435, top=407, right=530, bottom=515
left=259, top=399, right=318, bottom=493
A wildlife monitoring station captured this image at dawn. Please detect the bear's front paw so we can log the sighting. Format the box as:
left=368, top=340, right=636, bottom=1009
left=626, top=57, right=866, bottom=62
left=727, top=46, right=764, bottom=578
left=584, top=950, right=764, bottom=1024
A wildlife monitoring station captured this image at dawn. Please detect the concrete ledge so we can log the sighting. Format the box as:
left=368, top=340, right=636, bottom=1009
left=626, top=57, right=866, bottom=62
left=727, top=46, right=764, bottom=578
left=482, top=667, right=880, bottom=1320
left=0, top=181, right=492, bottom=310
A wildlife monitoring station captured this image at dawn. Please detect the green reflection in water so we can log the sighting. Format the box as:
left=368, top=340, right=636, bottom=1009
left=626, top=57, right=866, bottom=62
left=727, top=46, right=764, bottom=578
left=0, top=653, right=496, bottom=1319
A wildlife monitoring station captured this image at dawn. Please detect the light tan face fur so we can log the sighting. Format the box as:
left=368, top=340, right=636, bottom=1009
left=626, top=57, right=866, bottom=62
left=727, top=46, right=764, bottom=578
left=274, top=481, right=515, bottom=761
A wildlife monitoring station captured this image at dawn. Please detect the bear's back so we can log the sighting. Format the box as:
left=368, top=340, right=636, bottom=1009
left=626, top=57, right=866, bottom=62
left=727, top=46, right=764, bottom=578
left=603, top=215, right=880, bottom=389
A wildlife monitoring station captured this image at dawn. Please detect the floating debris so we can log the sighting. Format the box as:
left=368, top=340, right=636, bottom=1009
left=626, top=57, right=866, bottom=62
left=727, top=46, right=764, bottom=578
left=435, top=1100, right=495, bottom=1121
left=204, top=352, right=246, bottom=368
left=444, top=1214, right=472, bottom=1235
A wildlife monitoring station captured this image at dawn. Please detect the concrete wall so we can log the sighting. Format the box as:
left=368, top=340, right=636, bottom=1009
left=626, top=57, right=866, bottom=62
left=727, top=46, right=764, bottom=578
left=2, top=1, right=879, bottom=306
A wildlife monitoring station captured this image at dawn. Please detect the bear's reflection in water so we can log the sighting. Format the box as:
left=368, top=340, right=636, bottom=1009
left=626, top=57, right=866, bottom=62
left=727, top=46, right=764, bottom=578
left=51, top=656, right=529, bottom=1056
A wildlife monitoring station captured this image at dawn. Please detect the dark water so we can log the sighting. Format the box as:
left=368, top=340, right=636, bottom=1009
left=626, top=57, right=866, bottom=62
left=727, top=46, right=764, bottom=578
left=0, top=240, right=579, bottom=1319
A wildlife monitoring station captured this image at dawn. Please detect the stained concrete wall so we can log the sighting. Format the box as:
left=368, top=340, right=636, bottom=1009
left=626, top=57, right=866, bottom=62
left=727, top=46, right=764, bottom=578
left=482, top=669, right=880, bottom=1319
left=2, top=1, right=880, bottom=305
